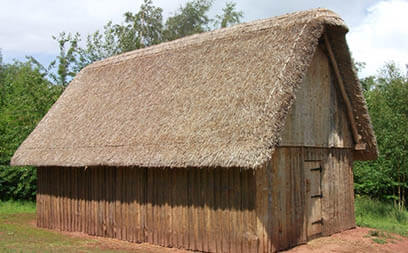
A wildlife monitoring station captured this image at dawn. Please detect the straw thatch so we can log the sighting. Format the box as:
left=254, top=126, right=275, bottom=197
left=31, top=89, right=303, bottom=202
left=11, top=8, right=377, bottom=169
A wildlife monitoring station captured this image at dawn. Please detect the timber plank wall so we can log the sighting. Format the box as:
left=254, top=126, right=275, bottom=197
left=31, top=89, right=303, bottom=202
left=37, top=147, right=354, bottom=253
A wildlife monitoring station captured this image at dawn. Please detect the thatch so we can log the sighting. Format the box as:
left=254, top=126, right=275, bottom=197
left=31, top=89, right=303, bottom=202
left=11, top=8, right=377, bottom=169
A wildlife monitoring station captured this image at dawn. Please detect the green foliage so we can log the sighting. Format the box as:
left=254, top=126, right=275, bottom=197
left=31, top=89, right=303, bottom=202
left=48, top=0, right=243, bottom=78
left=354, top=62, right=408, bottom=209
left=49, top=32, right=81, bottom=86
left=0, top=166, right=36, bottom=201
left=121, top=0, right=163, bottom=48
left=163, top=0, right=213, bottom=41
left=215, top=2, right=243, bottom=28
left=0, top=55, right=63, bottom=201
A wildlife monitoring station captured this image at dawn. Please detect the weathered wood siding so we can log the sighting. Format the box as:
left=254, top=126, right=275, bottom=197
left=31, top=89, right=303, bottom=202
left=281, top=46, right=354, bottom=148
left=37, top=167, right=258, bottom=252
left=37, top=146, right=354, bottom=253
left=255, top=147, right=355, bottom=252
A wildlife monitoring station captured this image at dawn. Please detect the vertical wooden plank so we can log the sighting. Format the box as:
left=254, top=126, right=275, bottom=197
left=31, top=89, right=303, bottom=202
left=255, top=164, right=265, bottom=253
left=115, top=167, right=122, bottom=239
left=94, top=167, right=98, bottom=236
left=75, top=168, right=79, bottom=232
left=271, top=153, right=280, bottom=252
left=103, top=167, right=107, bottom=237
left=231, top=168, right=240, bottom=253
left=220, top=168, right=230, bottom=252
left=95, top=167, right=100, bottom=236
left=65, top=167, right=69, bottom=232
left=173, top=169, right=180, bottom=248
left=201, top=168, right=208, bottom=253
left=134, top=168, right=139, bottom=242
left=108, top=167, right=113, bottom=238
left=207, top=168, right=216, bottom=253
left=36, top=168, right=41, bottom=227
left=126, top=167, right=132, bottom=242
left=37, top=168, right=41, bottom=228
left=88, top=167, right=93, bottom=235
left=95, top=167, right=99, bottom=236
left=61, top=167, right=65, bottom=231
left=163, top=169, right=170, bottom=247
left=193, top=169, right=200, bottom=251
left=159, top=168, right=164, bottom=246
left=241, top=169, right=248, bottom=253
left=146, top=167, right=153, bottom=244
left=79, top=168, right=84, bottom=233
left=84, top=168, right=87, bottom=234
left=140, top=167, right=146, bottom=243
left=133, top=168, right=139, bottom=243
left=167, top=169, right=173, bottom=248
left=47, top=167, right=51, bottom=229
left=42, top=167, right=46, bottom=228
left=214, top=168, right=224, bottom=252
left=247, top=169, right=258, bottom=253
left=152, top=168, right=158, bottom=245
left=186, top=169, right=192, bottom=250
left=70, top=167, right=74, bottom=232
left=125, top=167, right=131, bottom=241
left=197, top=169, right=203, bottom=252
left=182, top=168, right=189, bottom=250
left=171, top=169, right=178, bottom=248
left=180, top=168, right=188, bottom=249
left=121, top=167, right=127, bottom=240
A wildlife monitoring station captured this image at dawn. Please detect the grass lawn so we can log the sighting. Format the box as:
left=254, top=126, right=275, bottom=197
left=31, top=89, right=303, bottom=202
left=355, top=196, right=408, bottom=237
left=0, top=201, right=107, bottom=252
left=0, top=201, right=167, bottom=252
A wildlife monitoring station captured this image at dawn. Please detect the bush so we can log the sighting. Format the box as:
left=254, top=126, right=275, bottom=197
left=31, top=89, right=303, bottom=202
left=0, top=166, right=36, bottom=201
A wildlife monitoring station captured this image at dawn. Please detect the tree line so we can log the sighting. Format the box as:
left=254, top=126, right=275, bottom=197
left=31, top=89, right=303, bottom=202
left=354, top=63, right=408, bottom=210
left=0, top=0, right=407, bottom=211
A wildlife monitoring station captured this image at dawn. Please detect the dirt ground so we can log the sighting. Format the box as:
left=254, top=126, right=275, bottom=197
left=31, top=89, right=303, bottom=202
left=59, top=226, right=408, bottom=252
left=285, top=227, right=408, bottom=253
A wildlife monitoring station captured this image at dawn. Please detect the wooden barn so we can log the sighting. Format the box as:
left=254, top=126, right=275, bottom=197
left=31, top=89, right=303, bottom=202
left=12, top=9, right=377, bottom=253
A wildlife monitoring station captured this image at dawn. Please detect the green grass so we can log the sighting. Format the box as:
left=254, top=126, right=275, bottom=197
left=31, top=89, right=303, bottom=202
left=0, top=201, right=146, bottom=252
left=0, top=200, right=36, bottom=214
left=355, top=195, right=408, bottom=237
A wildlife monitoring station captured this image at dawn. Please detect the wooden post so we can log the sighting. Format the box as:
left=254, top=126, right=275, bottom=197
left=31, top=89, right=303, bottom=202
left=323, top=33, right=365, bottom=150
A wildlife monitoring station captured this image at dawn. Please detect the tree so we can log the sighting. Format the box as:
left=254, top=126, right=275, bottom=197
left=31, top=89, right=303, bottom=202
left=354, top=62, right=408, bottom=210
left=163, top=0, right=213, bottom=41
left=0, top=59, right=63, bottom=200
left=215, top=2, right=243, bottom=28
left=49, top=32, right=81, bottom=86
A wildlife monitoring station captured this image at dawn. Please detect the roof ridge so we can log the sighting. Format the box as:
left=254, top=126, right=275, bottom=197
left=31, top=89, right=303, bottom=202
left=85, top=8, right=343, bottom=70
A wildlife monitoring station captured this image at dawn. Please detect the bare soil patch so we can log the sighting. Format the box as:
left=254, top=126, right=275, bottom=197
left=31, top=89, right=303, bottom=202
left=285, top=227, right=408, bottom=253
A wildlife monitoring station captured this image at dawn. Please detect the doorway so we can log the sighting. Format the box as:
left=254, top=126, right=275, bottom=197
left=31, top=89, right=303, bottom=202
left=304, top=160, right=323, bottom=239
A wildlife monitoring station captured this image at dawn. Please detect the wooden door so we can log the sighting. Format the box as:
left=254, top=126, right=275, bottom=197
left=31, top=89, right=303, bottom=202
left=304, top=160, right=323, bottom=238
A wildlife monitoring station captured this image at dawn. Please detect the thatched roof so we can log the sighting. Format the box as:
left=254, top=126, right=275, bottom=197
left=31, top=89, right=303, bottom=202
left=11, top=8, right=377, bottom=169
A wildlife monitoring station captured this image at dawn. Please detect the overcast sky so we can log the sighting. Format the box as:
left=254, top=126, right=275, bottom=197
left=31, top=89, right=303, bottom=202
left=1, top=0, right=407, bottom=77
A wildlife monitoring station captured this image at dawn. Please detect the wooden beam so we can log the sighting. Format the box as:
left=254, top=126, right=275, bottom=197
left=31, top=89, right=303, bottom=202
left=323, top=33, right=364, bottom=150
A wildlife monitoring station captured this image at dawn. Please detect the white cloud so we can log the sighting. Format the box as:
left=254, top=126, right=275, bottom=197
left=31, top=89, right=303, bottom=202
left=0, top=0, right=189, bottom=55
left=347, top=0, right=408, bottom=77
left=2, top=0, right=407, bottom=77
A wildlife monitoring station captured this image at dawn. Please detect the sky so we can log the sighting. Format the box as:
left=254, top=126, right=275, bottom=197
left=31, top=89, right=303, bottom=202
left=0, top=0, right=407, bottom=77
